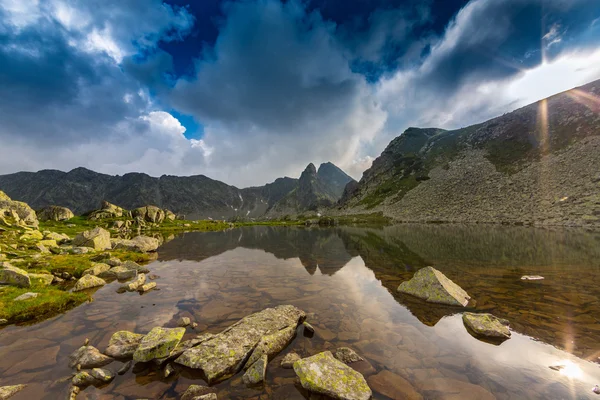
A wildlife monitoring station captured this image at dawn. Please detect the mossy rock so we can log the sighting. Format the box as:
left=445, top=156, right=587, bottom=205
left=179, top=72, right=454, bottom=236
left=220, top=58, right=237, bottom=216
left=133, top=327, right=185, bottom=363
left=462, top=312, right=511, bottom=340
left=397, top=266, right=471, bottom=306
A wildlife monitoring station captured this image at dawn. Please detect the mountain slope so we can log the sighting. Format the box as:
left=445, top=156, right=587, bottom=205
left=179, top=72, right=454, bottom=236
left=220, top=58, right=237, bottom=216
left=0, top=162, right=351, bottom=219
left=339, top=79, right=600, bottom=226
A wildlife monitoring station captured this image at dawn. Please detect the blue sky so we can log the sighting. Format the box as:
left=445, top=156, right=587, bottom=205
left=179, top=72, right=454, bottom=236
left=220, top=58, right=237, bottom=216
left=0, top=0, right=599, bottom=186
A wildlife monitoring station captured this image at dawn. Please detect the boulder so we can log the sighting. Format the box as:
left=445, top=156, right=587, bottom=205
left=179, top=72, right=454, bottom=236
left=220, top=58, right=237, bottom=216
left=28, top=273, right=54, bottom=286
left=73, top=275, right=106, bottom=292
left=243, top=354, right=267, bottom=386
left=281, top=352, right=301, bottom=369
left=88, top=200, right=126, bottom=220
left=105, top=331, right=145, bottom=358
left=20, top=230, right=43, bottom=241
left=122, top=273, right=146, bottom=291
left=0, top=191, right=38, bottom=227
left=89, top=368, right=115, bottom=384
left=133, top=327, right=186, bottom=363
left=69, top=345, right=113, bottom=369
left=0, top=384, right=26, bottom=399
left=397, top=266, right=471, bottom=306
left=165, top=209, right=176, bottom=221
left=112, top=235, right=159, bottom=252
left=178, top=317, right=191, bottom=327
left=193, top=395, right=217, bottom=400
left=37, top=206, right=74, bottom=221
left=72, top=227, right=111, bottom=251
left=44, top=231, right=70, bottom=243
left=122, top=260, right=149, bottom=273
left=462, top=312, right=511, bottom=340
left=99, top=266, right=136, bottom=280
left=38, top=239, right=58, bottom=248
left=72, top=371, right=97, bottom=388
left=333, top=347, right=363, bottom=364
left=0, top=262, right=31, bottom=288
left=13, top=292, right=39, bottom=301
left=83, top=263, right=111, bottom=277
left=133, top=206, right=165, bottom=223
left=244, top=325, right=296, bottom=368
left=175, top=305, right=306, bottom=384
left=293, top=351, right=372, bottom=400
left=181, top=385, right=216, bottom=400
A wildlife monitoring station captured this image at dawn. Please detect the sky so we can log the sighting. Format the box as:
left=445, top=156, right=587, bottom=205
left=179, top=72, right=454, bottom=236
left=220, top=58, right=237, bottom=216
left=0, top=0, right=599, bottom=187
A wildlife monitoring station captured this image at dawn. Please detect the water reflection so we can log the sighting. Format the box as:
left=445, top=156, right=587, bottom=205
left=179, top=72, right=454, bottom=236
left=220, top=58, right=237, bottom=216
left=0, top=224, right=599, bottom=399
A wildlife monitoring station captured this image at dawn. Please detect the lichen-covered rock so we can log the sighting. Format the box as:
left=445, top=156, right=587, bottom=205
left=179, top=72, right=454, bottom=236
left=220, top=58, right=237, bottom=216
left=13, top=292, right=39, bottom=301
left=165, top=209, right=176, bottom=221
left=44, top=231, right=70, bottom=243
left=181, top=385, right=216, bottom=400
left=38, top=239, right=58, bottom=248
left=72, top=371, right=97, bottom=387
left=99, top=265, right=137, bottom=280
left=28, top=273, right=54, bottom=286
left=105, top=331, right=145, bottom=358
left=178, top=317, right=191, bottom=327
left=175, top=305, right=306, bottom=384
left=69, top=345, right=112, bottom=369
left=0, top=262, right=31, bottom=288
left=0, top=191, right=38, bottom=227
left=89, top=200, right=125, bottom=220
left=462, top=312, right=511, bottom=339
left=133, top=206, right=165, bottom=223
left=37, top=206, right=74, bottom=221
left=112, top=235, right=159, bottom=252
left=0, top=384, right=26, bottom=399
left=138, top=282, right=156, bottom=292
left=89, top=368, right=115, bottom=384
left=133, top=327, right=185, bottom=363
left=83, top=263, right=111, bottom=277
left=72, top=227, right=111, bottom=250
left=333, top=348, right=363, bottom=364
left=19, top=230, right=43, bottom=241
left=192, top=394, right=217, bottom=400
left=243, top=354, right=267, bottom=386
left=122, top=273, right=146, bottom=291
left=245, top=325, right=296, bottom=369
left=281, top=352, right=301, bottom=368
left=122, top=260, right=149, bottom=273
left=293, top=351, right=372, bottom=400
left=73, top=274, right=106, bottom=292
left=397, top=266, right=471, bottom=306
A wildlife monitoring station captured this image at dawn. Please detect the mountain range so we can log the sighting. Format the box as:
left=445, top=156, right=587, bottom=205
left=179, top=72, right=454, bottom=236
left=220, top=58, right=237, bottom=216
left=0, top=162, right=354, bottom=219
left=338, top=79, right=600, bottom=226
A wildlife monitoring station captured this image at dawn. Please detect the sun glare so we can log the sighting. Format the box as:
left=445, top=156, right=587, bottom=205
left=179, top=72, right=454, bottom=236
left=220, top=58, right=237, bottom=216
left=558, top=360, right=584, bottom=380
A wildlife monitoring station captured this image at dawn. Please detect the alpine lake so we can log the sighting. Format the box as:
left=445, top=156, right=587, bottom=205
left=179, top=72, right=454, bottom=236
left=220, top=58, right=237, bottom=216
left=1, top=224, right=599, bottom=399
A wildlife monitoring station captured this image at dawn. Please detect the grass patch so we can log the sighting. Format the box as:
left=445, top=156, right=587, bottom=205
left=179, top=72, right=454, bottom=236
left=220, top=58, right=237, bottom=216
left=0, top=284, right=88, bottom=323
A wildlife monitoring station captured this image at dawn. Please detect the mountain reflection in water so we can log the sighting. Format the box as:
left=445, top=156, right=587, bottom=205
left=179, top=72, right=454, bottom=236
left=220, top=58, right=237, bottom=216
left=0, top=224, right=599, bottom=399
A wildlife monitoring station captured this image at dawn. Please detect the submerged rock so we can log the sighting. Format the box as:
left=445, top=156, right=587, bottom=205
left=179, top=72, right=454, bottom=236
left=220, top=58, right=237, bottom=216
left=397, top=266, right=471, bottom=306
left=281, top=352, right=301, bottom=369
left=193, top=394, right=217, bottom=400
left=133, top=327, right=185, bottom=363
left=105, top=331, right=145, bottom=358
left=293, top=351, right=372, bottom=400
left=462, top=312, right=511, bottom=340
left=178, top=317, right=191, bottom=327
left=181, top=384, right=217, bottom=400
left=243, top=354, right=268, bottom=386
left=89, top=368, right=115, bottom=384
left=69, top=345, right=113, bottom=369
left=73, top=227, right=111, bottom=250
left=0, top=384, right=26, bottom=399
left=333, top=347, right=363, bottom=364
left=0, top=262, right=31, bottom=288
left=73, top=275, right=106, bottom=292
left=72, top=371, right=97, bottom=388
left=245, top=325, right=296, bottom=368
left=367, top=370, right=423, bottom=400
left=175, top=305, right=306, bottom=384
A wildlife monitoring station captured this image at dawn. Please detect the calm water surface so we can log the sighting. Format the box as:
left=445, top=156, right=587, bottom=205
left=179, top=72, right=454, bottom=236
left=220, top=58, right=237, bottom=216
left=1, top=225, right=600, bottom=399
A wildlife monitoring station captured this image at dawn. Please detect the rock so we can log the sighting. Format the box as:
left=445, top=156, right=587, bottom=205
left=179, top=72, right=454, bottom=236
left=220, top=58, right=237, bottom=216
left=138, top=282, right=156, bottom=292
left=83, top=263, right=111, bottom=277
left=192, top=395, right=217, bottom=400
left=13, top=292, right=39, bottom=301
left=243, top=354, right=268, bottom=386
left=69, top=345, right=113, bottom=369
left=72, top=371, right=97, bottom=387
left=397, top=266, right=471, bottom=306
left=367, top=370, right=423, bottom=400
left=303, top=321, right=315, bottom=333
left=133, top=206, right=165, bottom=223
left=68, top=386, right=80, bottom=400
left=37, top=206, right=74, bottom=221
left=117, top=361, right=132, bottom=375
left=72, top=227, right=111, bottom=250
left=73, top=274, right=106, bottom=291
left=245, top=325, right=296, bottom=369
left=112, top=235, right=160, bottom=252
left=0, top=319, right=7, bottom=325
left=133, top=327, right=186, bottom=363
left=106, top=257, right=122, bottom=267
left=165, top=209, right=176, bottom=221
left=281, top=352, right=301, bottom=368
left=0, top=191, right=38, bottom=227
left=89, top=367, right=115, bottom=384
left=71, top=246, right=91, bottom=254
left=333, top=348, right=363, bottom=364
left=164, top=363, right=176, bottom=378
left=102, top=266, right=136, bottom=280
left=0, top=262, right=31, bottom=288
left=122, top=273, right=146, bottom=292
left=521, top=275, right=544, bottom=280
left=181, top=385, right=216, bottom=400
left=88, top=200, right=126, bottom=220
left=293, top=351, right=372, bottom=400
left=462, top=312, right=511, bottom=340
left=19, top=230, right=43, bottom=241
left=0, top=384, right=26, bottom=399
left=105, top=331, right=145, bottom=358
left=178, top=317, right=191, bottom=327
left=38, top=239, right=58, bottom=248
left=175, top=305, right=306, bottom=383
left=43, top=231, right=70, bottom=243
left=28, top=273, right=54, bottom=286
left=122, top=260, right=149, bottom=273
